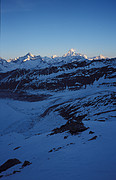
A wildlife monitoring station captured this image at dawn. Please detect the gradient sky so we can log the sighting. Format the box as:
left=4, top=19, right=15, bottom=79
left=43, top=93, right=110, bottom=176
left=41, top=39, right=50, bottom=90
left=1, top=0, right=116, bottom=59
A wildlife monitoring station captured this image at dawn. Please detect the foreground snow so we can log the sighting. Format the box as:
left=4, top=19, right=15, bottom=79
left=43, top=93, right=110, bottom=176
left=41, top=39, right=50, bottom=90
left=0, top=81, right=116, bottom=179
left=0, top=100, right=116, bottom=180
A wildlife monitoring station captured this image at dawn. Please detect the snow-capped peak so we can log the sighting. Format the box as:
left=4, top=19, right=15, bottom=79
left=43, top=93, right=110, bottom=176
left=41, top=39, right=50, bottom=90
left=63, top=49, right=76, bottom=57
left=0, top=57, right=7, bottom=65
left=7, top=53, right=35, bottom=63
left=63, top=49, right=88, bottom=59
left=51, top=55, right=57, bottom=59
left=92, top=55, right=107, bottom=60
left=25, top=52, right=34, bottom=58
left=69, top=48, right=75, bottom=53
left=23, top=53, right=35, bottom=62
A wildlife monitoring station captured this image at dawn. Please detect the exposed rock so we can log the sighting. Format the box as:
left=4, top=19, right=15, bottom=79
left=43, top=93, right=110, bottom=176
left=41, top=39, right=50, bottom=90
left=66, top=143, right=75, bottom=146
left=0, top=58, right=115, bottom=98
left=89, top=131, right=95, bottom=134
left=64, top=136, right=68, bottom=139
left=49, top=143, right=75, bottom=153
left=49, top=147, right=62, bottom=153
left=13, top=170, right=21, bottom=174
left=22, top=161, right=31, bottom=168
left=13, top=146, right=21, bottom=150
left=98, top=120, right=105, bottom=122
left=50, top=120, right=88, bottom=136
left=48, top=149, right=53, bottom=153
left=88, top=136, right=97, bottom=141
left=35, top=133, right=41, bottom=136
left=0, top=159, right=21, bottom=173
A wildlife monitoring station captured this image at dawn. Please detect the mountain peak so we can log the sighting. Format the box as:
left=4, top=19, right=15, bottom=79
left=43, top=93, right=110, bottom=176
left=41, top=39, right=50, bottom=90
left=63, top=49, right=87, bottom=59
left=69, top=48, right=75, bottom=53
left=25, top=52, right=34, bottom=57
left=51, top=55, right=57, bottom=59
left=93, top=54, right=106, bottom=60
left=63, top=49, right=76, bottom=57
left=67, top=48, right=76, bottom=54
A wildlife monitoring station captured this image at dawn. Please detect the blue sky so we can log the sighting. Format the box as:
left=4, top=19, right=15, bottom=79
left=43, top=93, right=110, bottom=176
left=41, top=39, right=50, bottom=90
left=1, top=0, right=116, bottom=59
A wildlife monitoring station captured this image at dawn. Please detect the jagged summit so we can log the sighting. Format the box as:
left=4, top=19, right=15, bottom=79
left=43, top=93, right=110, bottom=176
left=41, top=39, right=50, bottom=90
left=6, top=52, right=42, bottom=65
left=0, top=50, right=112, bottom=72
left=93, top=54, right=106, bottom=60
left=88, top=55, right=106, bottom=60
left=51, top=55, right=58, bottom=59
left=70, top=48, right=75, bottom=52
left=63, top=49, right=76, bottom=57
left=68, top=48, right=76, bottom=54
left=25, top=52, right=34, bottom=57
left=63, top=49, right=88, bottom=59
left=7, top=53, right=35, bottom=62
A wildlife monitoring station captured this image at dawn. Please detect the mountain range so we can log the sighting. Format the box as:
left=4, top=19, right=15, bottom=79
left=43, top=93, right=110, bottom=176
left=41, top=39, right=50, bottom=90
left=0, top=49, right=116, bottom=180
left=0, top=49, right=108, bottom=72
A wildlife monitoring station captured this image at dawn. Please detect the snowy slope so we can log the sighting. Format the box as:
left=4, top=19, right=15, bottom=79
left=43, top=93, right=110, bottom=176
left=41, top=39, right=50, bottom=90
left=92, top=54, right=107, bottom=60
left=0, top=81, right=116, bottom=180
left=0, top=51, right=116, bottom=180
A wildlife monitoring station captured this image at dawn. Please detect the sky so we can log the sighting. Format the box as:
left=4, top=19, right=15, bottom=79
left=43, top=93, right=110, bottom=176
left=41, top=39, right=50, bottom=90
left=0, top=0, right=116, bottom=59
